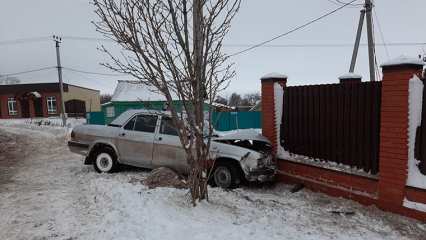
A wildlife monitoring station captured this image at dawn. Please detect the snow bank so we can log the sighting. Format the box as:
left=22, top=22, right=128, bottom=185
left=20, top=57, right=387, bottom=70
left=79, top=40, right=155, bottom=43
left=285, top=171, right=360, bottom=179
left=86, top=177, right=418, bottom=240
left=1, top=125, right=425, bottom=240
left=0, top=117, right=86, bottom=137
left=407, top=75, right=426, bottom=189
left=274, top=82, right=291, bottom=159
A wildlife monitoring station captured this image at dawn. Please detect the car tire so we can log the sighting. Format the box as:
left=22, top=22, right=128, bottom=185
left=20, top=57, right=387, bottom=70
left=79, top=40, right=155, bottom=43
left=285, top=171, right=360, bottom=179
left=212, top=162, right=241, bottom=189
left=93, top=148, right=118, bottom=173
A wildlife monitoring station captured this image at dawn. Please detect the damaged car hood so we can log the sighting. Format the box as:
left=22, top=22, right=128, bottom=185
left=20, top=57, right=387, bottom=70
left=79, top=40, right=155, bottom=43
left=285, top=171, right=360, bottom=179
left=214, top=129, right=270, bottom=144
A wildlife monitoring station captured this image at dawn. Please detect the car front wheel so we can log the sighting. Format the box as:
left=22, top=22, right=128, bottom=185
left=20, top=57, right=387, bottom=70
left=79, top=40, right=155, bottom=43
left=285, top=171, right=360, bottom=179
left=94, top=149, right=118, bottom=173
left=213, top=163, right=241, bottom=189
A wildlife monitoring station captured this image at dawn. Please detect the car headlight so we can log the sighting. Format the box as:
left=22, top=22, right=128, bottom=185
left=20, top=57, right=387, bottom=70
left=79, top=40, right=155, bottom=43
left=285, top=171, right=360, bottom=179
left=257, top=154, right=273, bottom=168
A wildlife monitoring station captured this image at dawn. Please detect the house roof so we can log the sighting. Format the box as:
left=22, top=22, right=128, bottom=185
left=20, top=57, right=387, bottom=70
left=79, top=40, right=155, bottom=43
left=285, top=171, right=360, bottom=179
left=0, top=77, right=99, bottom=92
left=110, top=81, right=233, bottom=109
left=111, top=80, right=174, bottom=102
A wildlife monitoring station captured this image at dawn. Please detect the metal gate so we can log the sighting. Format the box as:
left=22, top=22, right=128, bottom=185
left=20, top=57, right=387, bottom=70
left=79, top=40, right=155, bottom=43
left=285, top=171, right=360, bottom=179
left=281, top=81, right=382, bottom=174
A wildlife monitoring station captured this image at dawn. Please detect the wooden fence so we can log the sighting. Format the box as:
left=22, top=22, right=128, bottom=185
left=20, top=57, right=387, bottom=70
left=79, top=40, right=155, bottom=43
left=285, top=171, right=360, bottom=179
left=280, top=81, right=382, bottom=174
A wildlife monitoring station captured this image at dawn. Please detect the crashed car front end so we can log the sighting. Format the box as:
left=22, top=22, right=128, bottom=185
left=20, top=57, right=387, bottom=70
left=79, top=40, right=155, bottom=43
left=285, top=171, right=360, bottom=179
left=213, top=130, right=277, bottom=182
left=238, top=145, right=276, bottom=182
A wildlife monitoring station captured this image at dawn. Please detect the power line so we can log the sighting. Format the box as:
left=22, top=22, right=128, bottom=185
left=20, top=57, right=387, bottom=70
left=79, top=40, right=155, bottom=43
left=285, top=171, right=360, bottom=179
left=62, top=68, right=120, bottom=87
left=57, top=35, right=426, bottom=48
left=334, top=0, right=364, bottom=7
left=225, top=42, right=426, bottom=48
left=229, top=0, right=358, bottom=57
left=62, top=67, right=125, bottom=77
left=0, top=36, right=50, bottom=46
left=2, top=35, right=424, bottom=49
left=0, top=66, right=56, bottom=78
left=62, top=35, right=114, bottom=42
left=373, top=8, right=390, bottom=60
left=326, top=0, right=362, bottom=8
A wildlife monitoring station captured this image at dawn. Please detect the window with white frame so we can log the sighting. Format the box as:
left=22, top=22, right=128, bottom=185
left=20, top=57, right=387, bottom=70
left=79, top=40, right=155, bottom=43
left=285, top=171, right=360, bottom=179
left=7, top=97, right=17, bottom=115
left=106, top=106, right=115, bottom=117
left=47, top=96, right=57, bottom=114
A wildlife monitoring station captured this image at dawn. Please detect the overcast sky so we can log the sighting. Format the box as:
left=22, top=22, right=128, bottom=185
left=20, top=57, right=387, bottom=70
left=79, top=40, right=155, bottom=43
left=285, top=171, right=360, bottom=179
left=0, top=0, right=425, bottom=96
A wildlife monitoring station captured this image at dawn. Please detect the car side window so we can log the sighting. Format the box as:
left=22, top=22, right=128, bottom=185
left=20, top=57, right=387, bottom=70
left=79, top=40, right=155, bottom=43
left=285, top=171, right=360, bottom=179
left=134, top=115, right=158, bottom=133
left=160, top=117, right=179, bottom=136
left=123, top=116, right=136, bottom=130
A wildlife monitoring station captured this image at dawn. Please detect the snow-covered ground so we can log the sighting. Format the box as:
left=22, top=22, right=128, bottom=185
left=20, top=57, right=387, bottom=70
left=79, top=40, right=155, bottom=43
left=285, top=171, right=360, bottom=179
left=1, top=120, right=426, bottom=240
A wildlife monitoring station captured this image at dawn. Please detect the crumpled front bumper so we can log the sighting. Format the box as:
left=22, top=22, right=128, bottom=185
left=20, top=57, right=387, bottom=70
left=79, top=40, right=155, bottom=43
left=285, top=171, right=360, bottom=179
left=245, top=166, right=277, bottom=182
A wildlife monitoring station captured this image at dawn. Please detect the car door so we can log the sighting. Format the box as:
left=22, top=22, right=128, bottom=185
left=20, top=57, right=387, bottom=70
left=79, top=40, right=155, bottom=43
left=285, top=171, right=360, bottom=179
left=152, top=116, right=189, bottom=174
left=116, top=114, right=158, bottom=168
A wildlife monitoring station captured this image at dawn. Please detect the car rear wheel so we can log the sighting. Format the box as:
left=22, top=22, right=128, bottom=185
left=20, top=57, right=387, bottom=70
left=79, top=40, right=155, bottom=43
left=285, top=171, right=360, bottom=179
left=94, top=149, right=118, bottom=173
left=213, top=163, right=241, bottom=189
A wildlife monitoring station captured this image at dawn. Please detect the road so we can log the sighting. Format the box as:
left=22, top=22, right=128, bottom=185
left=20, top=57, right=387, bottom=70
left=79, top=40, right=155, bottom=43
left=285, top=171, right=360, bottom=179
left=0, top=122, right=425, bottom=240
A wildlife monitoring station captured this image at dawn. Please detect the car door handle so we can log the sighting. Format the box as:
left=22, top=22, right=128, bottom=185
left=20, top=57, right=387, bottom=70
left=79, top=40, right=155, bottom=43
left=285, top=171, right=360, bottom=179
left=157, top=137, right=162, bottom=141
left=119, top=133, right=126, bottom=137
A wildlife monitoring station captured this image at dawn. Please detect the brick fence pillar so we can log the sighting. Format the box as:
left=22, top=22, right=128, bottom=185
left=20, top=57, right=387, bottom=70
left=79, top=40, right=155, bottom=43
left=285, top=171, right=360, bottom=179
left=261, top=73, right=287, bottom=154
left=378, top=56, right=424, bottom=211
left=338, top=72, right=362, bottom=84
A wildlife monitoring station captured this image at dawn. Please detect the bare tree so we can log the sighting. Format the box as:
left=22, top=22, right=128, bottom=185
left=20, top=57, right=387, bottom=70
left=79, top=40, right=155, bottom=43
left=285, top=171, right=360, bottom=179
left=100, top=94, right=112, bottom=104
left=228, top=92, right=241, bottom=107
left=243, top=92, right=260, bottom=106
left=214, top=96, right=228, bottom=105
left=93, top=0, right=240, bottom=204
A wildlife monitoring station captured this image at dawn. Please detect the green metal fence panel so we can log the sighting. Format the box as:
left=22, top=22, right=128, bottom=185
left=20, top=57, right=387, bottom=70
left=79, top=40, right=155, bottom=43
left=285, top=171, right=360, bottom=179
left=88, top=108, right=261, bottom=131
left=87, top=112, right=105, bottom=125
left=212, top=111, right=261, bottom=131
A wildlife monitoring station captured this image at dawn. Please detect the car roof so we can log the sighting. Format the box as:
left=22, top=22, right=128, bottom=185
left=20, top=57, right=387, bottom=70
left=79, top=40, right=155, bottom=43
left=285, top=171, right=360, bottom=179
left=110, top=109, right=171, bottom=126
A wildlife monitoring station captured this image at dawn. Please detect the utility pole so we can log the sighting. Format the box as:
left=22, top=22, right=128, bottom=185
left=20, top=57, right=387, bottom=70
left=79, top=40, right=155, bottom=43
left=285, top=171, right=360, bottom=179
left=349, top=9, right=365, bottom=73
left=348, top=0, right=376, bottom=82
left=365, top=0, right=376, bottom=82
left=53, top=35, right=67, bottom=127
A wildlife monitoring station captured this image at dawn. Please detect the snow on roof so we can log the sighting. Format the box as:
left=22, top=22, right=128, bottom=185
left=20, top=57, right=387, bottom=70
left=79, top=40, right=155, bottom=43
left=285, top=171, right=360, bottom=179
left=381, top=55, right=425, bottom=68
left=111, top=80, right=175, bottom=102
left=207, top=101, right=233, bottom=109
left=261, top=72, right=287, bottom=80
left=338, top=73, right=362, bottom=80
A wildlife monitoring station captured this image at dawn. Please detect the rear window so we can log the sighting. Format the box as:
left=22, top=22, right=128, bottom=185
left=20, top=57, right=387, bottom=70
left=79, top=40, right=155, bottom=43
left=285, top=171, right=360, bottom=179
left=160, top=117, right=178, bottom=136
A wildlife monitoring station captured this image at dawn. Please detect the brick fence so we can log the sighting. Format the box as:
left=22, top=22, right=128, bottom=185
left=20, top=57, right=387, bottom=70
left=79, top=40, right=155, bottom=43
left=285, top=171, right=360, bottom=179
left=261, top=57, right=426, bottom=221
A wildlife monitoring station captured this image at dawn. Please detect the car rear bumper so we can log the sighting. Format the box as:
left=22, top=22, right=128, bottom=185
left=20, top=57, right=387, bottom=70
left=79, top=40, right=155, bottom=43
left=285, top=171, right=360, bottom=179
left=68, top=141, right=89, bottom=156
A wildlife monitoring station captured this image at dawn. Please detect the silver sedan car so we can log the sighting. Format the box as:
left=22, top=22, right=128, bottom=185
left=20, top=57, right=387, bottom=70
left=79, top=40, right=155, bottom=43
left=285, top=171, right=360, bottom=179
left=68, top=109, right=276, bottom=188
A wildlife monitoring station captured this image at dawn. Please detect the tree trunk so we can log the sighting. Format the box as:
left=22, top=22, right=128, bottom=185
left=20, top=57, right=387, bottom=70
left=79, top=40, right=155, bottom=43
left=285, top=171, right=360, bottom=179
left=189, top=0, right=208, bottom=205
